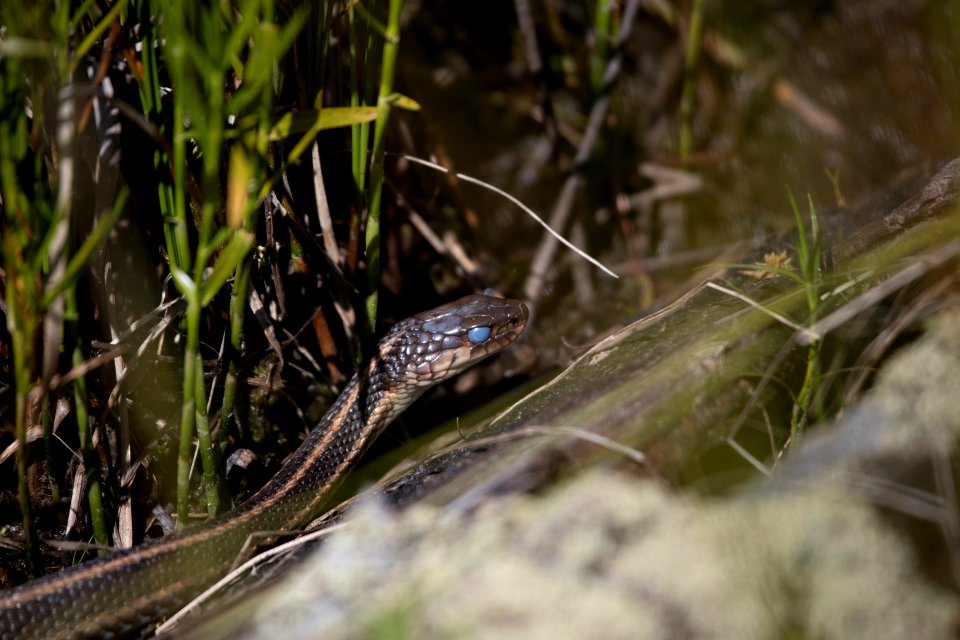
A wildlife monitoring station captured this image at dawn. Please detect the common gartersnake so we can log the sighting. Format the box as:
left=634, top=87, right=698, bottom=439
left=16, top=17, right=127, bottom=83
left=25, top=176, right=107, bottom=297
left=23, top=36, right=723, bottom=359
left=0, top=294, right=528, bottom=639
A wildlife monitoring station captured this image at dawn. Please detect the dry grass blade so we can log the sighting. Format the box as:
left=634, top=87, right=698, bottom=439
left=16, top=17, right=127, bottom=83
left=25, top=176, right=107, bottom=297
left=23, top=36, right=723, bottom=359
left=156, top=523, right=348, bottom=635
left=398, top=154, right=618, bottom=279
left=801, top=241, right=960, bottom=345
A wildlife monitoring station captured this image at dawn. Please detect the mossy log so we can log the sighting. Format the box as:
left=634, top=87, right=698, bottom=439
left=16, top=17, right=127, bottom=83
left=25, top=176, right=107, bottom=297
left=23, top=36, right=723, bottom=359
left=181, top=158, right=960, bottom=639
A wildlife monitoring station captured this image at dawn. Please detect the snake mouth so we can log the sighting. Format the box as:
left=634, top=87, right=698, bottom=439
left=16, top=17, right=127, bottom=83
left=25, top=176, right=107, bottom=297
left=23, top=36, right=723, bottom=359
left=489, top=298, right=527, bottom=349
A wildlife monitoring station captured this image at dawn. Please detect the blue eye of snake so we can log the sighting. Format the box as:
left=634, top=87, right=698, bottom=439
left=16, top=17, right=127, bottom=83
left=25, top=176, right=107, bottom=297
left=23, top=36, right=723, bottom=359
left=467, top=326, right=491, bottom=344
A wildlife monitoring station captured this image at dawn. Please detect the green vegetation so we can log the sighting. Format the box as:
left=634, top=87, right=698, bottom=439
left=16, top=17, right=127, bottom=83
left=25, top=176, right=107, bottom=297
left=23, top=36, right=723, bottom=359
left=2, top=5, right=958, bottom=632
left=786, top=193, right=822, bottom=447
left=0, top=0, right=413, bottom=568
left=717, top=193, right=824, bottom=451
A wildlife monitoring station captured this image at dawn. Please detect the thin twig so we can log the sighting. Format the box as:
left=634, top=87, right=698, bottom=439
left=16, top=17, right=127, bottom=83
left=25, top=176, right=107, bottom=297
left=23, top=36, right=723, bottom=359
left=442, top=426, right=656, bottom=514
left=41, top=539, right=116, bottom=554
left=264, top=201, right=287, bottom=319
left=311, top=141, right=341, bottom=260
left=103, top=299, right=185, bottom=412
left=520, top=425, right=651, bottom=468
left=706, top=281, right=817, bottom=339
left=627, top=163, right=703, bottom=211
left=725, top=437, right=772, bottom=476
left=422, top=424, right=654, bottom=473
left=386, top=178, right=479, bottom=276
left=90, top=296, right=185, bottom=349
left=846, top=471, right=950, bottom=523
left=799, top=241, right=960, bottom=345
left=523, top=0, right=642, bottom=315
left=397, top=153, right=617, bottom=279
left=46, top=346, right=123, bottom=391
left=156, top=523, right=348, bottom=635
left=843, top=281, right=956, bottom=403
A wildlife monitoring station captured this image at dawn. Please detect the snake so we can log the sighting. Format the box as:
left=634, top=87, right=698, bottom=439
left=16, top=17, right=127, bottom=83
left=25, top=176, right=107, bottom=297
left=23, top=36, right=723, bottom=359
left=0, top=294, right=528, bottom=639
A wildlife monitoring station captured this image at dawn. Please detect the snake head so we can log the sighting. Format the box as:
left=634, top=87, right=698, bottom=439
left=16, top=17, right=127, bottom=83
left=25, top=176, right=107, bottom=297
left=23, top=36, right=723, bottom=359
left=377, top=294, right=528, bottom=390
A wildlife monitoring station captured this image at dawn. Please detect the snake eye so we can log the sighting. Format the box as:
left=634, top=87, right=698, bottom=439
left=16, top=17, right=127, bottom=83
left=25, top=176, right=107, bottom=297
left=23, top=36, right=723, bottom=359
left=467, top=326, right=491, bottom=344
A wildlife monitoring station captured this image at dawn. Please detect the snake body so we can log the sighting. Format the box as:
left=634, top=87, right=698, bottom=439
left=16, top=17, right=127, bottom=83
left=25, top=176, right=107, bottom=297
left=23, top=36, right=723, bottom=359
left=0, top=294, right=527, bottom=639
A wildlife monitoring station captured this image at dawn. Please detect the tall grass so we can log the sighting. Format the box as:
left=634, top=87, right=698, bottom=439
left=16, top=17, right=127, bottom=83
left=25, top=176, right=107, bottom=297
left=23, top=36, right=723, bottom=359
left=0, top=0, right=128, bottom=571
left=0, top=0, right=405, bottom=564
